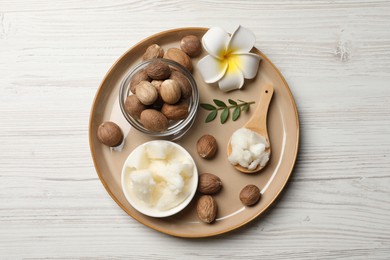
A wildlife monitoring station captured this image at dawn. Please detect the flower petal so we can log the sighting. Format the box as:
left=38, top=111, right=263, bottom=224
left=202, top=27, right=230, bottom=59
left=197, top=55, right=228, bottom=83
left=228, top=25, right=256, bottom=53
left=231, top=53, right=261, bottom=79
left=217, top=63, right=244, bottom=92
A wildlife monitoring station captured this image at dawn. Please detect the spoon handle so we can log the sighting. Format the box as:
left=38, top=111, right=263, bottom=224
left=244, top=83, right=274, bottom=136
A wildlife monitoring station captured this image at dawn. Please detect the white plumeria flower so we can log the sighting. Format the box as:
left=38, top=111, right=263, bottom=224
left=197, top=25, right=261, bottom=92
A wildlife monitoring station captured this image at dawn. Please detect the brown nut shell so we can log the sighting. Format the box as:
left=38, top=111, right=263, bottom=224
left=180, top=35, right=202, bottom=57
left=130, top=69, right=150, bottom=94
left=198, top=173, right=222, bottom=195
left=160, top=79, right=181, bottom=104
left=197, top=134, right=218, bottom=159
left=161, top=101, right=189, bottom=120
left=142, top=44, right=164, bottom=60
left=146, top=60, right=171, bottom=80
left=124, top=95, right=147, bottom=119
left=140, top=109, right=169, bottom=132
left=135, top=81, right=158, bottom=105
left=150, top=80, right=163, bottom=92
left=97, top=121, right=123, bottom=147
left=196, top=195, right=217, bottom=224
left=240, top=185, right=261, bottom=206
left=163, top=48, right=193, bottom=72
left=169, top=70, right=192, bottom=99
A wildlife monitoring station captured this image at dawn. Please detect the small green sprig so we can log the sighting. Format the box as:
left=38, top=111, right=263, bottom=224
left=200, top=99, right=255, bottom=124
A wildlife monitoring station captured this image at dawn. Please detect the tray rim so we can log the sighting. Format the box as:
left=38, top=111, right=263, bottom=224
left=89, top=27, right=300, bottom=238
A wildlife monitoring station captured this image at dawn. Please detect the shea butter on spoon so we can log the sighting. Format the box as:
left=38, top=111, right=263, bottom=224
left=228, top=128, right=270, bottom=171
left=227, top=84, right=274, bottom=173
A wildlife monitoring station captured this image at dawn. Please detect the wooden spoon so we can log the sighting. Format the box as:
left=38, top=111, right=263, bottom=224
left=227, top=83, right=274, bottom=173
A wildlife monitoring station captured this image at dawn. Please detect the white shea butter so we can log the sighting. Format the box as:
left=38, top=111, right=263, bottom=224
left=129, top=169, right=156, bottom=202
left=123, top=141, right=195, bottom=213
left=228, top=128, right=270, bottom=170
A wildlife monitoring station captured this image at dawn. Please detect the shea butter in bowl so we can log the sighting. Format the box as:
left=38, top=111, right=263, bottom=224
left=121, top=140, right=198, bottom=217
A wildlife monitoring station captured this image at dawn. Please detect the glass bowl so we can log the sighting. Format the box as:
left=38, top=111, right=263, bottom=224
left=119, top=58, right=199, bottom=140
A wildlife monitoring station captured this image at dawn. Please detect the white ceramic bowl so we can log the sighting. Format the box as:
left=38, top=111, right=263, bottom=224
left=121, top=140, right=198, bottom=217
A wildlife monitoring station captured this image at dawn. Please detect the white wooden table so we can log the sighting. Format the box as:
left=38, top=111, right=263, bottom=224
left=1, top=0, right=389, bottom=259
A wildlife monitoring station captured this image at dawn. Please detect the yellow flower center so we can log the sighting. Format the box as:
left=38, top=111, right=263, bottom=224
left=219, top=49, right=240, bottom=74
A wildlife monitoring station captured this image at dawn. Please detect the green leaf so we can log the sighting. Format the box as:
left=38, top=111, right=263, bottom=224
left=220, top=108, right=229, bottom=124
left=213, top=99, right=227, bottom=107
left=242, top=104, right=249, bottom=112
left=201, top=99, right=254, bottom=124
left=200, top=103, right=217, bottom=110
left=228, top=99, right=237, bottom=105
left=232, top=107, right=241, bottom=121
left=205, top=110, right=217, bottom=123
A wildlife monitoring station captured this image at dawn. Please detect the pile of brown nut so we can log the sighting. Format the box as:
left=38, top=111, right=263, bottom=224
left=124, top=36, right=202, bottom=132
left=195, top=135, right=262, bottom=224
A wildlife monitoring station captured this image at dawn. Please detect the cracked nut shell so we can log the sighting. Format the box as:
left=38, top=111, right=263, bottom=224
left=169, top=70, right=192, bottom=99
left=150, top=80, right=163, bottom=92
left=163, top=48, right=193, bottom=72
left=124, top=95, right=147, bottom=119
left=196, top=195, right=217, bottom=224
left=140, top=109, right=169, bottom=132
left=161, top=101, right=189, bottom=120
left=198, top=173, right=222, bottom=195
left=146, top=59, right=171, bottom=80
left=240, top=184, right=261, bottom=206
left=97, top=121, right=123, bottom=147
left=135, top=81, right=158, bottom=105
left=160, top=79, right=181, bottom=104
left=142, top=44, right=164, bottom=60
left=130, top=69, right=150, bottom=94
left=197, top=134, right=218, bottom=159
left=180, top=35, right=202, bottom=57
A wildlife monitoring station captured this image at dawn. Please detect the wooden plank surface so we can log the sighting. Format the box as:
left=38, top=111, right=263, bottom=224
left=0, top=0, right=389, bottom=259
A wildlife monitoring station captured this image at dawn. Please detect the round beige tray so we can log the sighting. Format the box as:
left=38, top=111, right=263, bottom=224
left=89, top=27, right=299, bottom=237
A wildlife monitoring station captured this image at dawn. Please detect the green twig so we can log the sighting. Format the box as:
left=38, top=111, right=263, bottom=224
left=200, top=99, right=255, bottom=124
